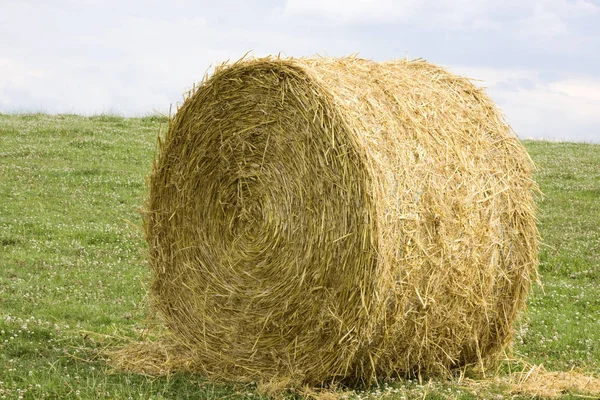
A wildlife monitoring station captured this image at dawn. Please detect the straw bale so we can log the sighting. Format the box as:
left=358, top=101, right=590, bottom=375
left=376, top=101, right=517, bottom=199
left=144, top=56, right=538, bottom=384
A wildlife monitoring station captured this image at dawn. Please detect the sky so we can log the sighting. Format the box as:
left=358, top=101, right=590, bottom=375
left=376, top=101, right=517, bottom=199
left=1, top=0, right=599, bottom=142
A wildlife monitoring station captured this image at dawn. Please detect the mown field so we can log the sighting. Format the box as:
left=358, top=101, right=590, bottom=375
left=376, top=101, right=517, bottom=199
left=0, top=114, right=599, bottom=399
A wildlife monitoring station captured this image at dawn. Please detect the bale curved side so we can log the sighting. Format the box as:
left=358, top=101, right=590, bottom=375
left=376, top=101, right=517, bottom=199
left=297, top=58, right=538, bottom=379
left=145, top=56, right=538, bottom=384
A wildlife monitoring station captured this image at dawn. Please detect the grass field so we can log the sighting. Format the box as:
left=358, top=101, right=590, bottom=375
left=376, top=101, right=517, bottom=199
left=0, top=114, right=599, bottom=399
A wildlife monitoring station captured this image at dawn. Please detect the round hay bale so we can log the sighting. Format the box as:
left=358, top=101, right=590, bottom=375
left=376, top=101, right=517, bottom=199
left=145, top=56, right=538, bottom=384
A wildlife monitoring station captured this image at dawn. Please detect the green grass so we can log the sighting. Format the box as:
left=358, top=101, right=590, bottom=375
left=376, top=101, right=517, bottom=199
left=0, top=114, right=598, bottom=399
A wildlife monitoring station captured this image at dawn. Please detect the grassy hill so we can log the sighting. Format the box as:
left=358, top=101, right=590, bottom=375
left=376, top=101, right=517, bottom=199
left=1, top=114, right=598, bottom=399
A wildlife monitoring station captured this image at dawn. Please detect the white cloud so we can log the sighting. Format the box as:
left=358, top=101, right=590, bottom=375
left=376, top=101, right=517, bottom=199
left=522, top=3, right=568, bottom=37
left=281, top=0, right=419, bottom=24
left=0, top=2, right=240, bottom=115
left=550, top=78, right=600, bottom=103
left=281, top=0, right=599, bottom=34
left=0, top=58, right=48, bottom=106
left=0, top=58, right=47, bottom=86
left=450, top=66, right=537, bottom=88
left=502, top=84, right=600, bottom=142
left=450, top=65, right=600, bottom=142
